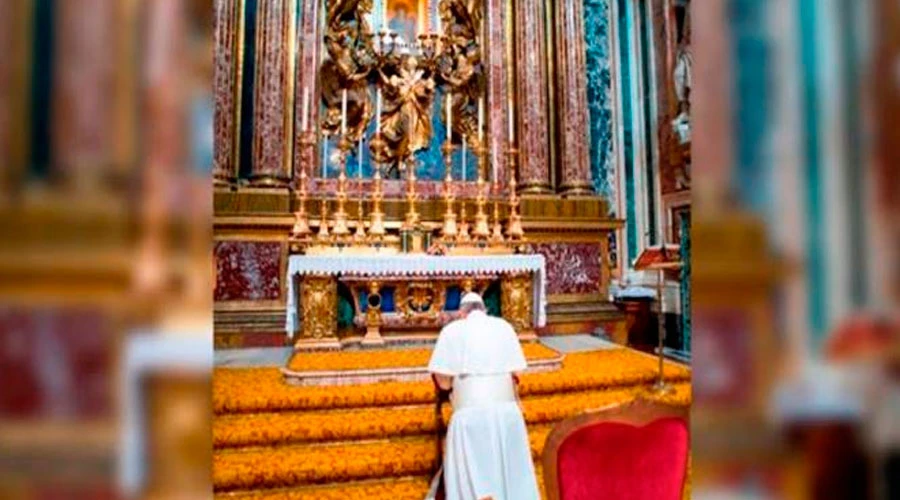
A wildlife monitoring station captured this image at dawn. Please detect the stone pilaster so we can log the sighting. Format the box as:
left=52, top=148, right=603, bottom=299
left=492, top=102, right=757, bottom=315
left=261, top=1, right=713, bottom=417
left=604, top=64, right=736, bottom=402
left=514, top=0, right=552, bottom=193
left=554, top=0, right=593, bottom=195
left=293, top=0, right=323, bottom=185
left=250, top=0, right=293, bottom=186
left=213, top=0, right=243, bottom=185
left=484, top=0, right=510, bottom=185
left=53, top=0, right=115, bottom=184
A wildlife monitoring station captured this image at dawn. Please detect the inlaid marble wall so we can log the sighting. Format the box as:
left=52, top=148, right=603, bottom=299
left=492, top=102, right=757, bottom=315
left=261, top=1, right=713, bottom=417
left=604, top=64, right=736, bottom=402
left=214, top=241, right=283, bottom=301
left=584, top=0, right=616, bottom=213
left=532, top=243, right=603, bottom=295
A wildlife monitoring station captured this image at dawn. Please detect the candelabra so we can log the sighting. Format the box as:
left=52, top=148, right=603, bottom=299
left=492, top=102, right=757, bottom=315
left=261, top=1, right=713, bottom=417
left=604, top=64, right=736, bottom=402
left=472, top=144, right=491, bottom=239
left=353, top=179, right=367, bottom=244
left=331, top=136, right=352, bottom=240
left=440, top=141, right=458, bottom=241
left=368, top=135, right=388, bottom=241
left=505, top=147, right=524, bottom=240
left=291, top=131, right=316, bottom=241
left=316, top=197, right=331, bottom=241
left=402, top=157, right=420, bottom=230
left=489, top=181, right=505, bottom=245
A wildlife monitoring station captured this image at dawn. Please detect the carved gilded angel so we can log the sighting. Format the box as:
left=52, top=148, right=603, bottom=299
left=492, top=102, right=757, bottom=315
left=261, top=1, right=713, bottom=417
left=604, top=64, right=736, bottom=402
left=380, top=56, right=436, bottom=160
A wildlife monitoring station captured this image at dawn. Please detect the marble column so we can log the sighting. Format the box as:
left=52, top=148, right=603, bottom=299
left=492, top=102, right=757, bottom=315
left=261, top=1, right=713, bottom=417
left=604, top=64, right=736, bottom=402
left=553, top=0, right=593, bottom=195
left=53, top=0, right=116, bottom=184
left=484, top=0, right=511, bottom=185
left=292, top=0, right=322, bottom=186
left=250, top=0, right=294, bottom=186
left=213, top=0, right=243, bottom=185
left=514, top=0, right=552, bottom=193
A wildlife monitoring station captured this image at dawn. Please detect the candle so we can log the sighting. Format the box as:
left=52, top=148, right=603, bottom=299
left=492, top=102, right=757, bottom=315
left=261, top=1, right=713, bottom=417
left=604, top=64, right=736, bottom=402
left=340, top=89, right=348, bottom=135
left=376, top=89, right=382, bottom=133
left=301, top=87, right=309, bottom=131
left=436, top=11, right=441, bottom=35
left=477, top=98, right=484, bottom=142
left=382, top=1, right=387, bottom=30
left=462, top=140, right=467, bottom=182
left=357, top=136, right=363, bottom=178
left=446, top=93, right=452, bottom=141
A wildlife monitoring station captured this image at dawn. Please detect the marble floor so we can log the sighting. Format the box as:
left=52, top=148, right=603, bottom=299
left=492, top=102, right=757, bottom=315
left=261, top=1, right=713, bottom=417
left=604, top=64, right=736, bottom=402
left=213, top=334, right=619, bottom=367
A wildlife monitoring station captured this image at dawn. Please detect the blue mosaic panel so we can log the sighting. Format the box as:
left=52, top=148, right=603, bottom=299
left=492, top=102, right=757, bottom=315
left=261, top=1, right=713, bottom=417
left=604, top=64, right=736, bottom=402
left=584, top=0, right=616, bottom=213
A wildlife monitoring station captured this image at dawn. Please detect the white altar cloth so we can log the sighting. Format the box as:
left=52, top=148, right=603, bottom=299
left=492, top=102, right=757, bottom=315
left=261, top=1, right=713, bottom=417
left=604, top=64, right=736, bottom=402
left=286, top=254, right=547, bottom=336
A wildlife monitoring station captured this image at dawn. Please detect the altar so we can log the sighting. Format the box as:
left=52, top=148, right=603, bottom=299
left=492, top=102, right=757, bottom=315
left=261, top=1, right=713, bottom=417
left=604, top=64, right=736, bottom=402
left=287, top=254, right=546, bottom=349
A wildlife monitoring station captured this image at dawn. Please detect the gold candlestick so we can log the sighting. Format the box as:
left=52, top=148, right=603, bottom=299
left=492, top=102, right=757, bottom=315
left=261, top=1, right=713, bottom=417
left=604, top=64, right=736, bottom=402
left=505, top=147, right=524, bottom=240
left=316, top=197, right=331, bottom=241
left=440, top=141, right=458, bottom=241
left=368, top=134, right=387, bottom=241
left=489, top=182, right=505, bottom=245
left=457, top=199, right=471, bottom=243
left=472, top=145, right=491, bottom=239
left=402, top=157, right=420, bottom=230
left=331, top=138, right=351, bottom=238
left=353, top=187, right=367, bottom=243
left=291, top=131, right=316, bottom=240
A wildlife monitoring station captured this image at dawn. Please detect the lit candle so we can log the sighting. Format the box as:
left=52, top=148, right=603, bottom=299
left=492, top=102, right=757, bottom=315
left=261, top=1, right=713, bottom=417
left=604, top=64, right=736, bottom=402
left=461, top=140, right=467, bottom=182
left=477, top=98, right=484, bottom=142
left=382, top=1, right=387, bottom=30
left=436, top=10, right=441, bottom=35
left=340, top=89, right=348, bottom=135
left=301, top=87, right=309, bottom=131
left=446, top=92, right=452, bottom=141
left=376, top=89, right=382, bottom=133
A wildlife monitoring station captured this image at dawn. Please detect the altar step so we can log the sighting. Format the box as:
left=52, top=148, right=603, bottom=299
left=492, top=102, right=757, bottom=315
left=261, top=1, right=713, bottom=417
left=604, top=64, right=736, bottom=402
left=212, top=348, right=691, bottom=497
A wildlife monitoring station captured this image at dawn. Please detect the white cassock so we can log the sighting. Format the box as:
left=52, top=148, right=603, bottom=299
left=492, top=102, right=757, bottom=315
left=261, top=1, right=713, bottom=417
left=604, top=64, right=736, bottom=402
left=426, top=310, right=541, bottom=500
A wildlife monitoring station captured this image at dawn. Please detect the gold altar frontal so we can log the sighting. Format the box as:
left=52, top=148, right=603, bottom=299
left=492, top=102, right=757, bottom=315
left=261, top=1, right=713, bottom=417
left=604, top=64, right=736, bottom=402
left=293, top=267, right=537, bottom=351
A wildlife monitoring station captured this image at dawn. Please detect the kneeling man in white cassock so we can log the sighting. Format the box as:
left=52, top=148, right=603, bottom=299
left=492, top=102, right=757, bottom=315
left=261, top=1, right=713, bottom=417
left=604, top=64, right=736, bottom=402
left=426, top=292, right=541, bottom=500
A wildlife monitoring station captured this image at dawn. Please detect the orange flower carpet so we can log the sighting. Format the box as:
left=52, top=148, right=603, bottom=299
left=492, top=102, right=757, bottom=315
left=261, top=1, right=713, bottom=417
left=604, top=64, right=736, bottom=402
left=214, top=347, right=691, bottom=499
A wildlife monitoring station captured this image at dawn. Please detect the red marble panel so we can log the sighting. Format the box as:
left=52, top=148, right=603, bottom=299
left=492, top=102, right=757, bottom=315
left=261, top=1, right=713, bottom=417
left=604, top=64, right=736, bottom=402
left=554, top=0, right=593, bottom=193
left=293, top=0, right=323, bottom=184
left=252, top=0, right=291, bottom=181
left=53, top=0, right=115, bottom=176
left=533, top=242, right=602, bottom=294
left=0, top=307, right=113, bottom=419
left=213, top=0, right=241, bottom=182
left=485, top=0, right=510, bottom=186
left=514, top=0, right=551, bottom=191
left=214, top=241, right=283, bottom=301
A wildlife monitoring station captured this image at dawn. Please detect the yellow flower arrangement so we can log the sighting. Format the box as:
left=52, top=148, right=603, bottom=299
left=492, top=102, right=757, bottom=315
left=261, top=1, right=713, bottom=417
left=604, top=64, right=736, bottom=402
left=214, top=383, right=691, bottom=449
left=213, top=384, right=691, bottom=491
left=214, top=477, right=432, bottom=500
left=214, top=349, right=690, bottom=415
left=286, top=343, right=560, bottom=372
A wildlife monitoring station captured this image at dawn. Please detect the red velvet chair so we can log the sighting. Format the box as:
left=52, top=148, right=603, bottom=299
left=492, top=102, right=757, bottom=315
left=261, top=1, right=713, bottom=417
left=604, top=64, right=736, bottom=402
left=542, top=398, right=689, bottom=500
